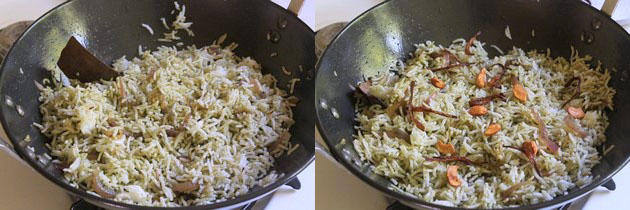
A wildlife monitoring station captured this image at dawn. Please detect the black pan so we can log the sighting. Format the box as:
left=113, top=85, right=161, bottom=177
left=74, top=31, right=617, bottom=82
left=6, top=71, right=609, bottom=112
left=315, top=0, right=630, bottom=209
left=0, top=0, right=314, bottom=209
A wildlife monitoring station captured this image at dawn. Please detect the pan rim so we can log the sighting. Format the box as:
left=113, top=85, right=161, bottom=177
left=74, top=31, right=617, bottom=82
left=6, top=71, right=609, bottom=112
left=0, top=0, right=315, bottom=209
left=314, top=0, right=630, bottom=209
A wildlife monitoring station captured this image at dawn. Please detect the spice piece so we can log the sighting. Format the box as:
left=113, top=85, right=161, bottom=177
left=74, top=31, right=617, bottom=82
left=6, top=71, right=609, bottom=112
left=410, top=105, right=458, bottom=118
left=436, top=141, right=456, bottom=154
left=484, top=124, right=501, bottom=136
left=522, top=141, right=543, bottom=177
left=429, top=49, right=463, bottom=64
left=426, top=156, right=474, bottom=165
left=408, top=81, right=424, bottom=130
left=522, top=141, right=538, bottom=158
left=469, top=93, right=506, bottom=106
left=447, top=165, right=462, bottom=187
left=431, top=77, right=446, bottom=89
left=431, top=63, right=470, bottom=72
left=476, top=68, right=487, bottom=88
left=469, top=105, right=488, bottom=116
left=429, top=49, right=471, bottom=72
left=504, top=142, right=543, bottom=177
left=563, top=77, right=582, bottom=107
left=529, top=108, right=559, bottom=154
left=465, top=31, right=482, bottom=55
left=567, top=106, right=585, bottom=119
left=512, top=77, right=527, bottom=102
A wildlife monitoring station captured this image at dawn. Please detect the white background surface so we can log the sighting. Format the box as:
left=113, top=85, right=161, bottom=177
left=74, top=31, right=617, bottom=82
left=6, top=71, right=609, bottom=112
left=315, top=0, right=630, bottom=210
left=0, top=0, right=315, bottom=210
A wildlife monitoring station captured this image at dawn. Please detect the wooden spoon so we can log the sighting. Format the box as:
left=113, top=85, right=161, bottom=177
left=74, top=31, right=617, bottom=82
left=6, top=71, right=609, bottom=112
left=57, top=36, right=119, bottom=82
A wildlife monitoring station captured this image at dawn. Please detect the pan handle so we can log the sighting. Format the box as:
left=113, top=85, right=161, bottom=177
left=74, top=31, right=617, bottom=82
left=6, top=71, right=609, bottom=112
left=316, top=140, right=346, bottom=168
left=287, top=0, right=305, bottom=16
left=0, top=136, right=23, bottom=161
left=601, top=0, right=619, bottom=16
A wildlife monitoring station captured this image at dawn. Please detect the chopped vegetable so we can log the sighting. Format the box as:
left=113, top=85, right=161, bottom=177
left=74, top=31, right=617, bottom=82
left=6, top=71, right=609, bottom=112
left=426, top=156, right=474, bottom=165
left=465, top=31, right=482, bottom=55
left=385, top=100, right=404, bottom=117
left=178, top=155, right=192, bottom=163
left=469, top=93, right=506, bottom=106
left=429, top=49, right=471, bottom=72
left=563, top=77, right=582, bottom=107
left=424, top=92, right=438, bottom=105
left=357, top=80, right=385, bottom=106
left=166, top=128, right=180, bottom=137
left=431, top=77, right=446, bottom=89
left=385, top=128, right=411, bottom=143
left=567, top=106, right=585, bottom=119
left=501, top=181, right=531, bottom=198
left=87, top=151, right=99, bottom=161
left=476, top=68, right=487, bottom=88
left=447, top=165, right=462, bottom=187
left=411, top=117, right=426, bottom=131
left=92, top=171, right=116, bottom=198
left=488, top=63, right=506, bottom=88
left=484, top=124, right=501, bottom=136
left=469, top=105, right=488, bottom=116
left=529, top=108, right=559, bottom=154
left=54, top=161, right=71, bottom=170
left=437, top=141, right=456, bottom=154
left=512, top=77, right=527, bottom=102
left=172, top=181, right=199, bottom=192
left=563, top=115, right=588, bottom=138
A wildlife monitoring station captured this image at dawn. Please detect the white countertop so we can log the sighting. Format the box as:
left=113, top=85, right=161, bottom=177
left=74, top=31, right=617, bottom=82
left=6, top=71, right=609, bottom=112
left=315, top=0, right=630, bottom=210
left=0, top=0, right=315, bottom=210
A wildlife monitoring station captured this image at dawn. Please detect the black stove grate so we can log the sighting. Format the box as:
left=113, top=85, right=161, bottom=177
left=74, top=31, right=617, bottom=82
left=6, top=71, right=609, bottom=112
left=70, top=178, right=301, bottom=210
left=385, top=200, right=572, bottom=210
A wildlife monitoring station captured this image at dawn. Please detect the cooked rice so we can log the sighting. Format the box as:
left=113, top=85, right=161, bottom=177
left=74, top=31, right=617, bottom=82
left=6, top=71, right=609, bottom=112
left=353, top=39, right=614, bottom=208
left=281, top=66, right=291, bottom=76
left=36, top=43, right=298, bottom=206
left=490, top=45, right=504, bottom=55
left=288, top=78, right=301, bottom=94
left=160, top=18, right=170, bottom=30
left=141, top=24, right=154, bottom=35
left=159, top=2, right=193, bottom=42
left=531, top=29, right=536, bottom=38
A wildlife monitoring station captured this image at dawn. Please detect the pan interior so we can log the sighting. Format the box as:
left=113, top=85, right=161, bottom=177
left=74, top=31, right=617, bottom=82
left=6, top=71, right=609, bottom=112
left=315, top=0, right=630, bottom=209
left=0, top=0, right=314, bottom=209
